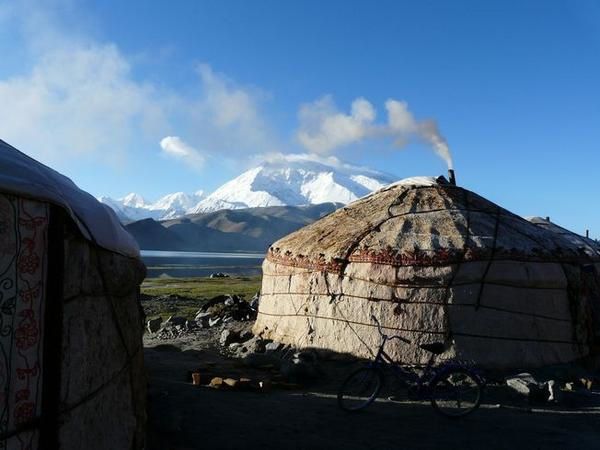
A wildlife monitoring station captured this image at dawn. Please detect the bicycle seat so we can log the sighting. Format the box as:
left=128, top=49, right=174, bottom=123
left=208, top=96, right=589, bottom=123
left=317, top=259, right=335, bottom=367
left=419, top=342, right=446, bottom=355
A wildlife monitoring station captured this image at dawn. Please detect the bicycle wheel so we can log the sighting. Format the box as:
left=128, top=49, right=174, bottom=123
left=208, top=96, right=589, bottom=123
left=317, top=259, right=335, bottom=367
left=337, top=367, right=384, bottom=412
left=430, top=368, right=482, bottom=418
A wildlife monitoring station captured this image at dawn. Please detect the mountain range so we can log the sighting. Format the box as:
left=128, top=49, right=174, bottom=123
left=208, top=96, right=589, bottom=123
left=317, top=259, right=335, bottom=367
left=125, top=203, right=341, bottom=252
left=99, top=155, right=396, bottom=222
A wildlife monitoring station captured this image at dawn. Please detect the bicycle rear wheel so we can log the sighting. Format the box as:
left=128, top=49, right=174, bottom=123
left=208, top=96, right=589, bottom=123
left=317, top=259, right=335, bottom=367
left=337, top=367, right=383, bottom=412
left=430, top=368, right=482, bottom=418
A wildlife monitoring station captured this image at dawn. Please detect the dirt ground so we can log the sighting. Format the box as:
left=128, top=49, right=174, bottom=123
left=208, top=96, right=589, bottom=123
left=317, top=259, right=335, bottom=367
left=143, top=330, right=600, bottom=450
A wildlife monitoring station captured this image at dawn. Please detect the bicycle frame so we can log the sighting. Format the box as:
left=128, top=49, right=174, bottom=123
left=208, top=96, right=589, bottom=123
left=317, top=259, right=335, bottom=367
left=366, top=334, right=439, bottom=397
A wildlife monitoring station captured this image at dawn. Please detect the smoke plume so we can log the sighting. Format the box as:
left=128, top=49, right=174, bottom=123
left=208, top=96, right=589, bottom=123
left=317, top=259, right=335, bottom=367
left=297, top=96, right=454, bottom=169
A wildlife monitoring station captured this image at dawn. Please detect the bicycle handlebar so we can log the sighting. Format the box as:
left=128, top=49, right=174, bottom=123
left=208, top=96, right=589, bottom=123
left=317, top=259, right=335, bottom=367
left=370, top=314, right=411, bottom=344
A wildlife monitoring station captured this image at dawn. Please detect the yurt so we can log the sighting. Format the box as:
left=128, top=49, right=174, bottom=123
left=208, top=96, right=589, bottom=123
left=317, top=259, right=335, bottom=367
left=0, top=140, right=146, bottom=449
left=254, top=176, right=600, bottom=368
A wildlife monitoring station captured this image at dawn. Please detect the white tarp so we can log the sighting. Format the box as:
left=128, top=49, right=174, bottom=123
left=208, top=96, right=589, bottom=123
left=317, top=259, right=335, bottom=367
left=0, top=139, right=140, bottom=258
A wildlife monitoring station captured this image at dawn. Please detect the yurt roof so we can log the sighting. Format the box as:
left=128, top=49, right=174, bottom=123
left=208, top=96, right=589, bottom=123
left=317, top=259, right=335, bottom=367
left=0, top=139, right=140, bottom=258
left=527, top=216, right=600, bottom=259
left=267, top=176, right=600, bottom=272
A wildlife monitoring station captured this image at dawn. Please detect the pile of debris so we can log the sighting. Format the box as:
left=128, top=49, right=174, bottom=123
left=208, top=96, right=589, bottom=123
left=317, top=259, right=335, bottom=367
left=146, top=293, right=259, bottom=339
left=504, top=370, right=600, bottom=407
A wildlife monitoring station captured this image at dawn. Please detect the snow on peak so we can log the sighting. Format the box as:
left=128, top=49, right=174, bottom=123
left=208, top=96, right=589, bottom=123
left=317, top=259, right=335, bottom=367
left=120, top=193, right=147, bottom=208
left=99, top=154, right=400, bottom=221
left=191, top=154, right=397, bottom=214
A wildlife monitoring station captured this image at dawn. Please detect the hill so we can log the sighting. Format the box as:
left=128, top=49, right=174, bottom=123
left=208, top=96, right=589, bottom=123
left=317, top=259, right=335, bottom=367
left=125, top=202, right=342, bottom=252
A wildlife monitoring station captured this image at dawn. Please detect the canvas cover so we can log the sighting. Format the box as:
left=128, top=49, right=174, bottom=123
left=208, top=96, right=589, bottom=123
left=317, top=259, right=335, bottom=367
left=0, top=140, right=139, bottom=258
left=0, top=195, right=48, bottom=449
left=254, top=178, right=600, bottom=368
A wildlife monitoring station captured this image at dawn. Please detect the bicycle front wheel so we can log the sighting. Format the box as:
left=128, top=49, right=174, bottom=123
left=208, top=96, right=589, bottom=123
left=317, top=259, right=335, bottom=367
left=337, top=367, right=383, bottom=412
left=430, top=368, right=482, bottom=418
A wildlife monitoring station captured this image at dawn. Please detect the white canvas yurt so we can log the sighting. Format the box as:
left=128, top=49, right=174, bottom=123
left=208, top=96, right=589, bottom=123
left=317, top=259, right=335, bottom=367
left=0, top=140, right=146, bottom=449
left=254, top=176, right=600, bottom=368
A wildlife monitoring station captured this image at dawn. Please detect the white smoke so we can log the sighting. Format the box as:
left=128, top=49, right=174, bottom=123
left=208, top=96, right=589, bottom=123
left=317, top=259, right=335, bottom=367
left=297, top=96, right=454, bottom=169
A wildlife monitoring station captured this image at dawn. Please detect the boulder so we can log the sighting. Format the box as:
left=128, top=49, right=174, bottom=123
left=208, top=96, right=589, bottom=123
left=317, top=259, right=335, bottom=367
left=265, top=341, right=282, bottom=352
left=164, top=315, right=186, bottom=327
left=194, top=311, right=211, bottom=321
left=239, top=330, right=254, bottom=342
left=220, top=329, right=239, bottom=347
left=505, top=373, right=550, bottom=402
left=147, top=317, right=162, bottom=333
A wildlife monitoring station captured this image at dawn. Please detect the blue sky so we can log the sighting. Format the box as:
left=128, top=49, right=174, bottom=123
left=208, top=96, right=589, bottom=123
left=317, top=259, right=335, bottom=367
left=0, top=0, right=599, bottom=236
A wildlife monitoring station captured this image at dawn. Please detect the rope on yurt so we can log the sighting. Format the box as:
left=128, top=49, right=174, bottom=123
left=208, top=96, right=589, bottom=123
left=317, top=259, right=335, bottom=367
left=260, top=291, right=572, bottom=322
left=255, top=310, right=580, bottom=344
left=93, top=248, right=145, bottom=431
left=58, top=343, right=143, bottom=416
left=439, top=188, right=472, bottom=346
left=262, top=270, right=568, bottom=291
left=94, top=250, right=132, bottom=360
left=474, top=206, right=502, bottom=310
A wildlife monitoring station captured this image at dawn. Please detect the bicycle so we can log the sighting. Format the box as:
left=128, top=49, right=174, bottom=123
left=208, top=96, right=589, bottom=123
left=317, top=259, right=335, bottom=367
left=337, top=315, right=484, bottom=418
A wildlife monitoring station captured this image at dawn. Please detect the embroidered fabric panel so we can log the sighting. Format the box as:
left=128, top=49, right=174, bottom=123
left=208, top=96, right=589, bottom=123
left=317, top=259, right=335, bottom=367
left=0, top=194, right=48, bottom=450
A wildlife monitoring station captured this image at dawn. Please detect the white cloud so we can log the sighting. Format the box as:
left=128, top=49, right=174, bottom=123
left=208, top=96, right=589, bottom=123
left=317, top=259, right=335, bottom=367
left=296, top=96, right=453, bottom=168
left=0, top=6, right=276, bottom=172
left=160, top=136, right=205, bottom=171
left=182, top=64, right=275, bottom=156
left=297, top=95, right=375, bottom=154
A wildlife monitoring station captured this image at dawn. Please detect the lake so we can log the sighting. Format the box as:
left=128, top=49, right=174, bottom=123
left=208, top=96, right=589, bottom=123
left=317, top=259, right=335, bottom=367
left=141, top=250, right=265, bottom=278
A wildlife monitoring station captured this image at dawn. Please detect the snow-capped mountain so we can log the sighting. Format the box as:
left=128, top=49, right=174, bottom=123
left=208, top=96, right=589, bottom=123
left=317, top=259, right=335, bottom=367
left=190, top=155, right=396, bottom=214
left=99, top=154, right=397, bottom=222
left=98, top=191, right=205, bottom=222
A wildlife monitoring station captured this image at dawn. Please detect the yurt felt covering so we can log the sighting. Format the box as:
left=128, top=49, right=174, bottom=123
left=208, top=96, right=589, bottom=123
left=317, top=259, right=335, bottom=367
left=0, top=193, right=145, bottom=449
left=254, top=178, right=600, bottom=368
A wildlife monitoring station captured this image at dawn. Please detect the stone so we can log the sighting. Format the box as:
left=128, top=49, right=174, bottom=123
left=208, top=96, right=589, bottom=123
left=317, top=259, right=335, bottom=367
left=239, top=330, right=254, bottom=342
left=208, top=317, right=222, bottom=327
left=209, top=377, right=224, bottom=388
left=164, top=315, right=186, bottom=327
left=506, top=373, right=538, bottom=396
left=224, top=297, right=236, bottom=307
left=265, top=341, right=282, bottom=352
left=249, top=293, right=260, bottom=310
left=223, top=378, right=238, bottom=388
left=579, top=377, right=594, bottom=391
left=194, top=311, right=211, bottom=321
left=506, top=373, right=551, bottom=403
left=147, top=317, right=162, bottom=333
left=220, top=329, right=239, bottom=347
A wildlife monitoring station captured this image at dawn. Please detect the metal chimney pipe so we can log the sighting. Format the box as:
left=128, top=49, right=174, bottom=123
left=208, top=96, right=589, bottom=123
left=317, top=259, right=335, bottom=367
left=448, top=169, right=456, bottom=186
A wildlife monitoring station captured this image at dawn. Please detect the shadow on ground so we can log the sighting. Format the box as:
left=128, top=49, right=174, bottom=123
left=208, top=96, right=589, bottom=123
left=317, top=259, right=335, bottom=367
left=144, top=346, right=600, bottom=450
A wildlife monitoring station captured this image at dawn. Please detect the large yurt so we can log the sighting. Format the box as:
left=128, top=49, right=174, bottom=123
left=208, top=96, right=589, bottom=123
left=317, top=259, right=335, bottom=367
left=0, top=140, right=146, bottom=449
left=254, top=176, right=600, bottom=368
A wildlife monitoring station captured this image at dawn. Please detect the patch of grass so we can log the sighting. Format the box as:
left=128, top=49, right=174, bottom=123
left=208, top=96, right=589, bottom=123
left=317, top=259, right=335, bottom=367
left=141, top=275, right=262, bottom=321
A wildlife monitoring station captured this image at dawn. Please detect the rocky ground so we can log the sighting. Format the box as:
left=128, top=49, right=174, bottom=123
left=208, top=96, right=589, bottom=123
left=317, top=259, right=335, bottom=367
left=143, top=293, right=600, bottom=450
